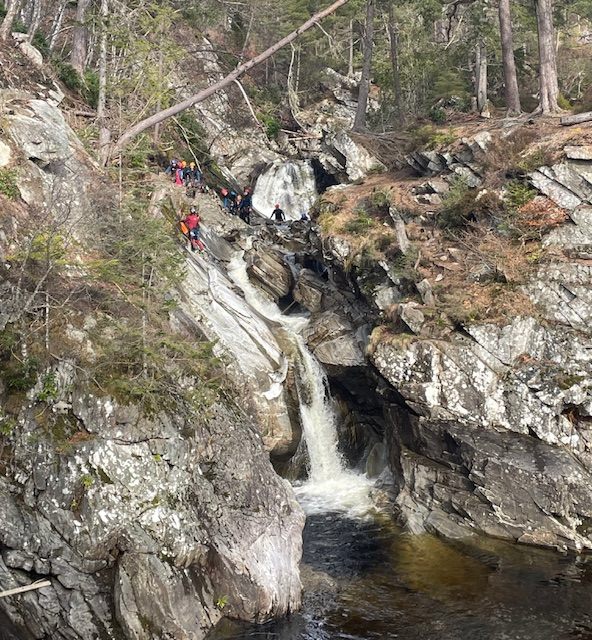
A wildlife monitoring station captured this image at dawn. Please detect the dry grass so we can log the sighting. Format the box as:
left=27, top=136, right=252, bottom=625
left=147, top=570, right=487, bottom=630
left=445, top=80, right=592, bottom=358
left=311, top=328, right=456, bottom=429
left=315, top=175, right=422, bottom=266
left=516, top=196, right=569, bottom=233
left=413, top=226, right=548, bottom=326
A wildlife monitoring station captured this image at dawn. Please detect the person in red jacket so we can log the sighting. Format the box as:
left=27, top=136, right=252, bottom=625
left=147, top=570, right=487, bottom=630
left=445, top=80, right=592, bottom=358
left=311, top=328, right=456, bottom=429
left=182, top=207, right=205, bottom=252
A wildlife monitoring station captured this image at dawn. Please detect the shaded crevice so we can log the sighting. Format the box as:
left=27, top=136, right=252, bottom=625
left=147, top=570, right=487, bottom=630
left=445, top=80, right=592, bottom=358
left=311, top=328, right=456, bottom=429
left=310, top=158, right=339, bottom=193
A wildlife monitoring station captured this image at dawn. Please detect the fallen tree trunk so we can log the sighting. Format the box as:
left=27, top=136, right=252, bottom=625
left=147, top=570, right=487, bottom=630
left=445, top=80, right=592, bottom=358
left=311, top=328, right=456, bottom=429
left=560, top=111, right=592, bottom=126
left=108, top=0, right=350, bottom=162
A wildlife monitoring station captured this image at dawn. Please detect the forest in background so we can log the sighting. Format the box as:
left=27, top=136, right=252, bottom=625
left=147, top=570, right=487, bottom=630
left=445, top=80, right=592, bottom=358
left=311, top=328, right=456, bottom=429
left=0, top=0, right=591, bottom=162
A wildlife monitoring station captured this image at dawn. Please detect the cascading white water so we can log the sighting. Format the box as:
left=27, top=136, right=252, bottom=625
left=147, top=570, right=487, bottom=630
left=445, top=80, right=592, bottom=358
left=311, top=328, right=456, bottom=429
left=227, top=254, right=373, bottom=517
left=252, top=160, right=318, bottom=221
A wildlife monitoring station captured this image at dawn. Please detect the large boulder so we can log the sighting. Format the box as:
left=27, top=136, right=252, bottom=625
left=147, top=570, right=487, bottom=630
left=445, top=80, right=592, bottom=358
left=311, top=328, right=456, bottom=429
left=304, top=311, right=366, bottom=373
left=245, top=245, right=293, bottom=301
left=0, top=386, right=304, bottom=639
left=372, top=315, right=592, bottom=551
left=2, top=92, right=102, bottom=241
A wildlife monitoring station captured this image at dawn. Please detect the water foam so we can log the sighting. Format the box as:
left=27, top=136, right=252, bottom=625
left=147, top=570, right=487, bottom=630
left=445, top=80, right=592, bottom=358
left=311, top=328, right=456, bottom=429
left=227, top=254, right=373, bottom=518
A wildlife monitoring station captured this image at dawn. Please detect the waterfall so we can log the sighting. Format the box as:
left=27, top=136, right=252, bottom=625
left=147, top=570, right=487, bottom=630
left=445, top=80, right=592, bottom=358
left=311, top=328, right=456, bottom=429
left=252, top=160, right=318, bottom=221
left=227, top=254, right=372, bottom=517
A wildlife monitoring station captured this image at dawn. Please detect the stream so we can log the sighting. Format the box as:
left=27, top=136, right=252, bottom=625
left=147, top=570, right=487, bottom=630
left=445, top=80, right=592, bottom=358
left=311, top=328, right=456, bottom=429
left=207, top=250, right=592, bottom=640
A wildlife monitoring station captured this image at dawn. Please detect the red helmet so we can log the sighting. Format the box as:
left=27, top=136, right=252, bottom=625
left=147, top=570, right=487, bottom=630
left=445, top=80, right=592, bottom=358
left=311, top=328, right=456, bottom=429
left=275, top=203, right=280, bottom=208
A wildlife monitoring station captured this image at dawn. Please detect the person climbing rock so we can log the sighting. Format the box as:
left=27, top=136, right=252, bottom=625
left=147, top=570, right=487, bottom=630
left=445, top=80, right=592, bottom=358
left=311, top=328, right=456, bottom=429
left=227, top=190, right=238, bottom=215
left=272, top=203, right=285, bottom=222
left=175, top=164, right=184, bottom=186
left=231, top=193, right=242, bottom=217
left=165, top=158, right=178, bottom=176
left=182, top=207, right=205, bottom=252
left=185, top=162, right=196, bottom=187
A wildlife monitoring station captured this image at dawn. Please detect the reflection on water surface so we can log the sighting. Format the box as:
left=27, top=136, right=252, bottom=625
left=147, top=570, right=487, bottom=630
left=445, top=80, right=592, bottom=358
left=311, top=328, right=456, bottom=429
left=208, top=512, right=592, bottom=640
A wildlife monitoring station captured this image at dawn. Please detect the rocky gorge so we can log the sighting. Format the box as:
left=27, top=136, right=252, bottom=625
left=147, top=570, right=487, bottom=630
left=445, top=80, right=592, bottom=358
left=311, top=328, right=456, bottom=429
left=1, top=31, right=592, bottom=640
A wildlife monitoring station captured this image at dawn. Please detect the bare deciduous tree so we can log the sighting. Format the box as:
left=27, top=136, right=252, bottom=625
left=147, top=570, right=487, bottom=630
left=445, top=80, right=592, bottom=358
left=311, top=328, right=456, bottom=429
left=353, top=0, right=375, bottom=132
left=107, top=0, right=351, bottom=161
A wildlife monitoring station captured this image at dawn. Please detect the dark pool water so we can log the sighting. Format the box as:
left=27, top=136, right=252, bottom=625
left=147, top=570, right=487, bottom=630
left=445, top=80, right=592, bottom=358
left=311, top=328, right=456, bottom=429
left=208, top=512, right=592, bottom=640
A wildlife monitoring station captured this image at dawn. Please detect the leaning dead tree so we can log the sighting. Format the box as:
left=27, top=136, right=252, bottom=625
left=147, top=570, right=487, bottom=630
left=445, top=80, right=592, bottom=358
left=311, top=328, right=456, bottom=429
left=107, top=0, right=351, bottom=162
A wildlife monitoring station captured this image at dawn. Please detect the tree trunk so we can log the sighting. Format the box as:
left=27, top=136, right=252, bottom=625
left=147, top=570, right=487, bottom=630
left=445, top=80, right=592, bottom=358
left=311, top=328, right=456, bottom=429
left=70, top=0, right=91, bottom=75
left=97, top=0, right=110, bottom=164
left=353, top=0, right=375, bottom=132
left=109, top=0, right=351, bottom=161
left=48, top=0, right=67, bottom=52
left=475, top=40, right=489, bottom=117
left=535, top=0, right=560, bottom=113
left=153, top=42, right=164, bottom=144
left=560, top=111, right=592, bottom=126
left=0, top=0, right=20, bottom=41
left=347, top=19, right=354, bottom=77
left=498, top=0, right=521, bottom=114
left=387, top=2, right=403, bottom=126
left=26, top=0, right=41, bottom=43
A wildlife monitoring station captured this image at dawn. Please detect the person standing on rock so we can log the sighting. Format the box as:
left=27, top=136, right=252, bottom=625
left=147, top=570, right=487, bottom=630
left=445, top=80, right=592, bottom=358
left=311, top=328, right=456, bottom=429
left=232, top=193, right=242, bottom=216
left=239, top=188, right=253, bottom=225
left=272, top=204, right=285, bottom=222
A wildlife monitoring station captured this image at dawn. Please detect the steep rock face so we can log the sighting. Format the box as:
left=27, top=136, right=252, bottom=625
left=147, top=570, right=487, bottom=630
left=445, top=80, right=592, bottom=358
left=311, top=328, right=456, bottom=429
left=3, top=92, right=99, bottom=229
left=0, top=94, right=304, bottom=638
left=162, top=188, right=301, bottom=460
left=371, top=320, right=592, bottom=549
left=269, top=130, right=592, bottom=551
left=366, top=144, right=592, bottom=551
left=0, top=376, right=303, bottom=640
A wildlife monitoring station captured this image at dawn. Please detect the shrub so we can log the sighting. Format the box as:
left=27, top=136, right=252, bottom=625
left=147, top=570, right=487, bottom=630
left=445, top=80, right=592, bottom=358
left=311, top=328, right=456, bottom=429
left=31, top=31, right=49, bottom=58
left=370, top=189, right=391, bottom=212
left=410, top=125, right=456, bottom=150
left=557, top=94, right=571, bottom=110
left=515, top=196, right=568, bottom=236
left=437, top=178, right=474, bottom=229
left=516, top=147, right=555, bottom=173
left=83, top=70, right=99, bottom=109
left=0, top=168, right=19, bottom=200
left=344, top=209, right=375, bottom=235
left=506, top=180, right=537, bottom=210
left=54, top=61, right=83, bottom=91
left=258, top=113, right=281, bottom=140
left=483, top=128, right=539, bottom=179
left=429, top=107, right=447, bottom=124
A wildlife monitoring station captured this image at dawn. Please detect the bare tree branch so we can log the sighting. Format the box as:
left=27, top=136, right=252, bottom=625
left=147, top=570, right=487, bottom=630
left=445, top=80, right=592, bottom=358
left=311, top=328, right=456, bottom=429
left=108, top=0, right=351, bottom=161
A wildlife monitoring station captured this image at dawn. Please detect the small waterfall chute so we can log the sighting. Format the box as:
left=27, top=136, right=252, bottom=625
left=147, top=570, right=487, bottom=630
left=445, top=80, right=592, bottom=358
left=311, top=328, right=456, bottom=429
left=252, top=160, right=318, bottom=221
left=227, top=253, right=373, bottom=517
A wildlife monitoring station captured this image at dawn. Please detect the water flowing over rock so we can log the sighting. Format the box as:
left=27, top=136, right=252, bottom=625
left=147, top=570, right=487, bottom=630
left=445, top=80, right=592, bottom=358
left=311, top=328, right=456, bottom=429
left=0, top=93, right=305, bottom=640
left=252, top=160, right=318, bottom=220
left=263, top=130, right=592, bottom=553
left=156, top=188, right=301, bottom=460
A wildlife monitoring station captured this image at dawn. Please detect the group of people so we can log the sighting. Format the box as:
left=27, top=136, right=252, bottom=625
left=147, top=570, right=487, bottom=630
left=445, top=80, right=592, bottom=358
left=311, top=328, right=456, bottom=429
left=220, top=187, right=253, bottom=224
left=166, top=158, right=310, bottom=244
left=166, top=158, right=204, bottom=193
